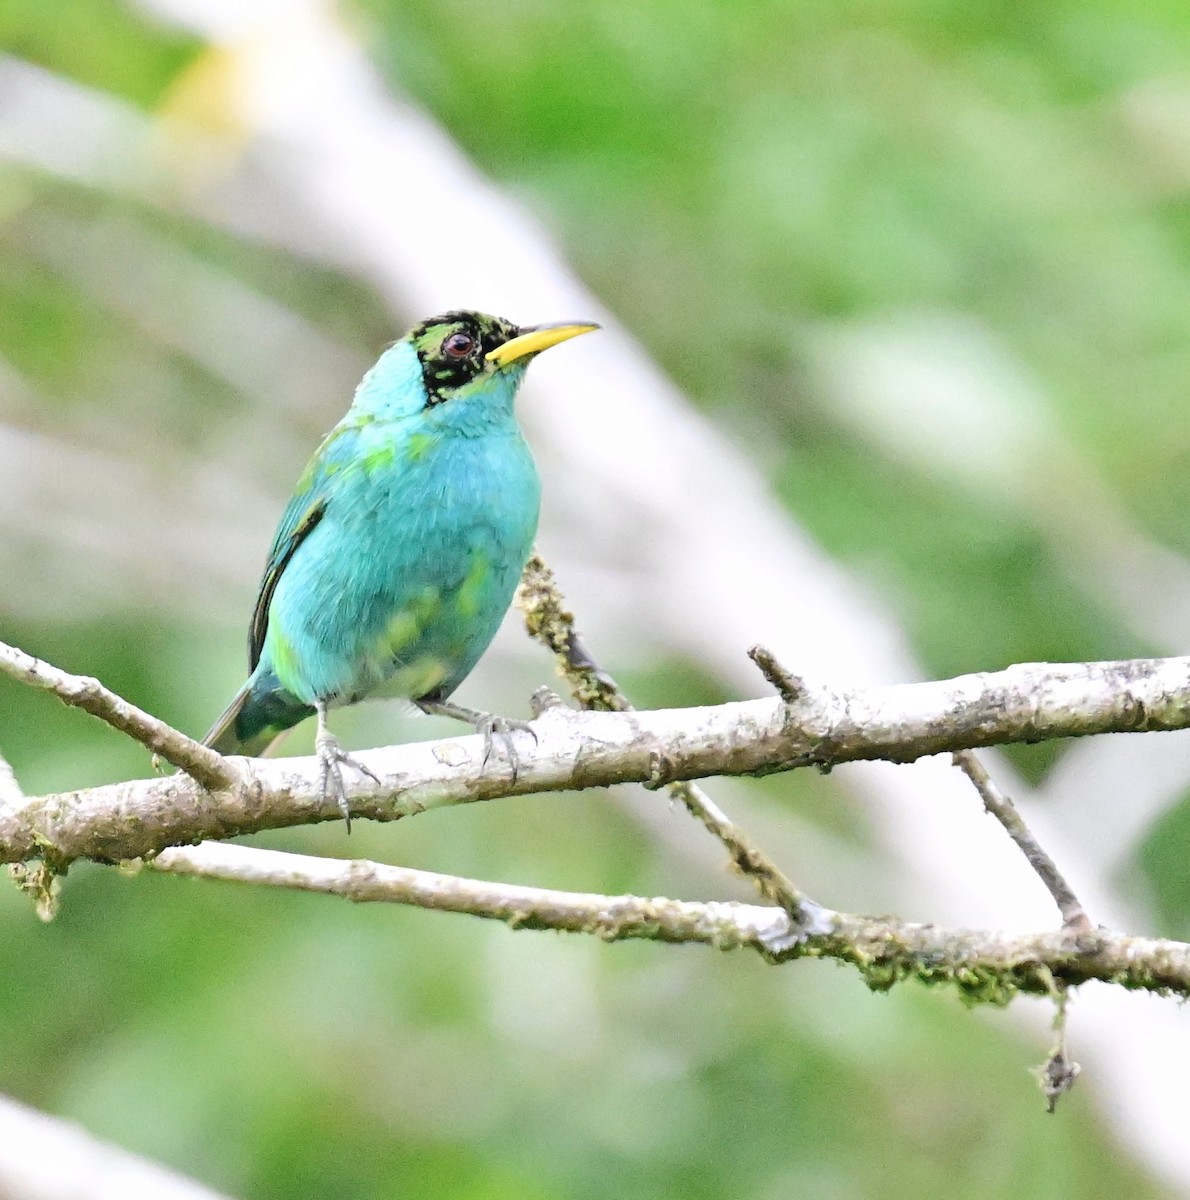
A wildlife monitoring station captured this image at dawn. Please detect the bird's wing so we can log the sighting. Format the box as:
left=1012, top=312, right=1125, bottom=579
left=247, top=423, right=360, bottom=671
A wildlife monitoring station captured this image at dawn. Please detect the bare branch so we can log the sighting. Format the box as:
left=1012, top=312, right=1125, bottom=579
left=7, top=650, right=1190, bottom=867
left=518, top=554, right=821, bottom=926
left=953, top=749, right=1092, bottom=931
left=150, top=841, right=806, bottom=951
left=0, top=640, right=236, bottom=791
left=657, top=779, right=823, bottom=924
left=148, top=842, right=1190, bottom=998
left=748, top=644, right=807, bottom=702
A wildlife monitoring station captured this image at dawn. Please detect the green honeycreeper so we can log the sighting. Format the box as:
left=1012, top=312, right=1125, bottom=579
left=203, top=310, right=599, bottom=822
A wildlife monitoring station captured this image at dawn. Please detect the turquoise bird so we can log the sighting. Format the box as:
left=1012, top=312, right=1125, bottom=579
left=204, top=310, right=598, bottom=823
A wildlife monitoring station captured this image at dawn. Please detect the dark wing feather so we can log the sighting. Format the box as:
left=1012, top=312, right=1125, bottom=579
left=248, top=497, right=326, bottom=670
left=246, top=422, right=364, bottom=670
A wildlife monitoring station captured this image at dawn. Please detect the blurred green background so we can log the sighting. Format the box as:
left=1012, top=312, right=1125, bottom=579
left=3, top=0, right=1190, bottom=1196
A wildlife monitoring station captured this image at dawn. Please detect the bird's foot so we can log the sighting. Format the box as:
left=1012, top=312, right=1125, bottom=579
left=315, top=716, right=380, bottom=832
left=416, top=698, right=537, bottom=782
left=475, top=713, right=537, bottom=781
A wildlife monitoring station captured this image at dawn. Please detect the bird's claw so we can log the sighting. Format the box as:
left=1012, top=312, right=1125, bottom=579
left=415, top=697, right=536, bottom=782
left=315, top=728, right=380, bottom=832
left=476, top=715, right=537, bottom=782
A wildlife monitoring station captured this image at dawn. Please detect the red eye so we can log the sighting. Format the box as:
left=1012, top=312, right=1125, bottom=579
left=443, top=331, right=475, bottom=359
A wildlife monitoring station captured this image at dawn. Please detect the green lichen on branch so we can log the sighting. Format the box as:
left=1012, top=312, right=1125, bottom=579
left=768, top=917, right=1190, bottom=1006
left=8, top=860, right=61, bottom=922
left=517, top=553, right=628, bottom=712
left=772, top=928, right=1025, bottom=1006
left=856, top=956, right=1023, bottom=1007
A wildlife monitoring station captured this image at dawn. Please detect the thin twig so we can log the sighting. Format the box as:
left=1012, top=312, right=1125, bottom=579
left=147, top=841, right=1190, bottom=998
left=1032, top=972, right=1081, bottom=1112
left=0, top=639, right=236, bottom=791
left=517, top=554, right=821, bottom=926
left=747, top=645, right=807, bottom=702
left=953, top=749, right=1092, bottom=931
left=151, top=841, right=807, bottom=953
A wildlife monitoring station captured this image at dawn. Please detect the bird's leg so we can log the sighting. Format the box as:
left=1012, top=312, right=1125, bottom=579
left=315, top=700, right=381, bottom=831
left=415, top=698, right=537, bottom=781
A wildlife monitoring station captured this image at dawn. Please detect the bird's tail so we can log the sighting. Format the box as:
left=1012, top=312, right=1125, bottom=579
left=203, top=671, right=314, bottom=758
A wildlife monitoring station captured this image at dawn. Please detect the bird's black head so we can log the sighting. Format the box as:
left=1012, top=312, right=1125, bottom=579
left=406, top=311, right=519, bottom=406
left=404, top=310, right=600, bottom=407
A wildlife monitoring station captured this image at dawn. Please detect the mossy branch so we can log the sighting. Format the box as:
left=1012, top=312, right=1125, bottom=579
left=148, top=842, right=1190, bottom=1001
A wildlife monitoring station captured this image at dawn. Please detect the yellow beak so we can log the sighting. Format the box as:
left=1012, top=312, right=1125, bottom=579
left=485, top=321, right=600, bottom=367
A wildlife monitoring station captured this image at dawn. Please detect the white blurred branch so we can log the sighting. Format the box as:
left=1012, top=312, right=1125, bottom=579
left=0, top=1093, right=232, bottom=1200
left=0, top=746, right=24, bottom=811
